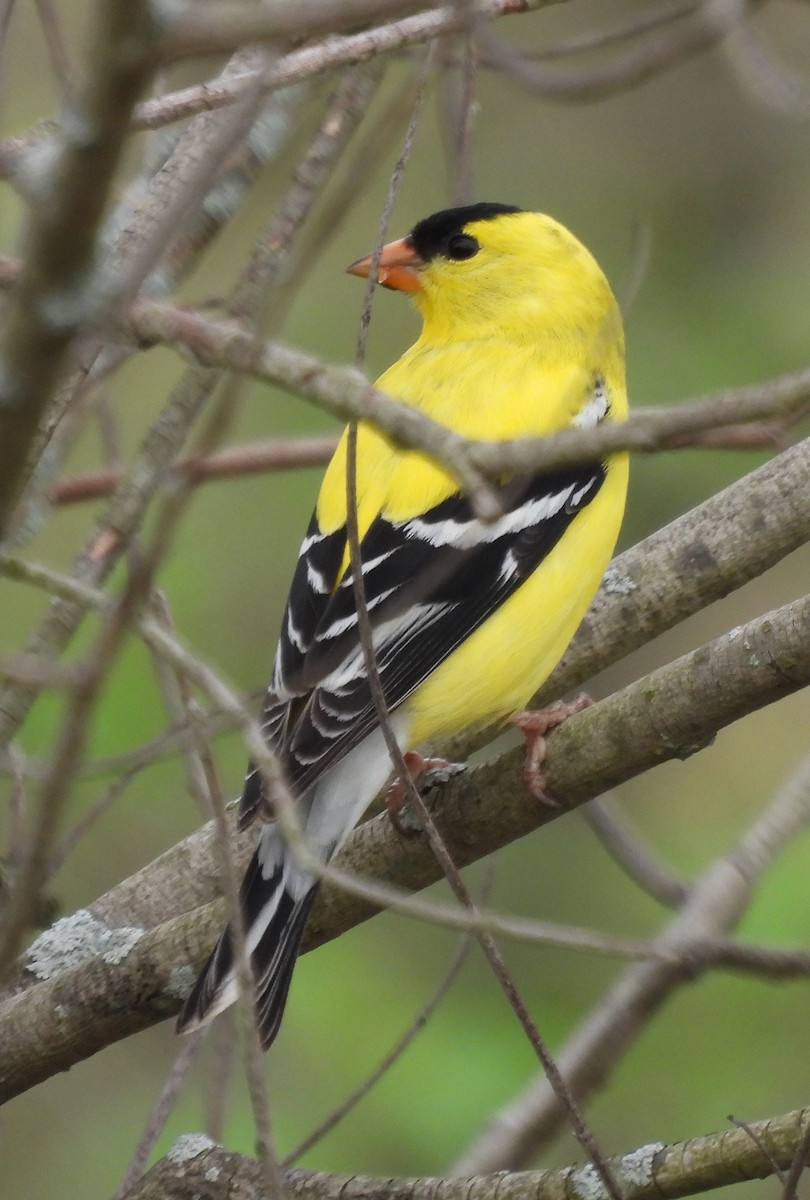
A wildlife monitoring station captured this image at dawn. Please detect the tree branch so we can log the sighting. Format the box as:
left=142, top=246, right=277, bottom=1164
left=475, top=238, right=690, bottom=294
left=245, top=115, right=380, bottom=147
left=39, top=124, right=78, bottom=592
left=0, top=67, right=379, bottom=755
left=1, top=432, right=808, bottom=991
left=454, top=744, right=810, bottom=1172
left=1, top=587, right=808, bottom=1102
left=126, top=298, right=810, bottom=514
left=0, top=0, right=159, bottom=535
left=46, top=436, right=338, bottom=505
left=123, top=1105, right=810, bottom=1200
left=156, top=0, right=564, bottom=61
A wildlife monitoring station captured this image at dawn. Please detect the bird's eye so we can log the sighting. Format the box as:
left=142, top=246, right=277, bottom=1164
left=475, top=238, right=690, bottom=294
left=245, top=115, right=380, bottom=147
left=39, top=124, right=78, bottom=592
left=444, top=233, right=479, bottom=261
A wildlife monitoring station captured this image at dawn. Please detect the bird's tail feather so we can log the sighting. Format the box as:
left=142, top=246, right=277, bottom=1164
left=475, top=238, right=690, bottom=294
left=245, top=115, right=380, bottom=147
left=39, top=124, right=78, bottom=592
left=252, top=883, right=318, bottom=1046
left=176, top=848, right=318, bottom=1049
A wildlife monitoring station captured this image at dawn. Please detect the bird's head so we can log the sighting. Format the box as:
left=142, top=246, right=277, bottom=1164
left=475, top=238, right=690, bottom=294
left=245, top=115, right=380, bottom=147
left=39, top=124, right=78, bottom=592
left=347, top=203, right=619, bottom=345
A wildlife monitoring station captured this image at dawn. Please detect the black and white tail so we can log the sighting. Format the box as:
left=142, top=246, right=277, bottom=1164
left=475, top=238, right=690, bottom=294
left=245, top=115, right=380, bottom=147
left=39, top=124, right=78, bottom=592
left=177, top=840, right=318, bottom=1049
left=177, top=724, right=403, bottom=1047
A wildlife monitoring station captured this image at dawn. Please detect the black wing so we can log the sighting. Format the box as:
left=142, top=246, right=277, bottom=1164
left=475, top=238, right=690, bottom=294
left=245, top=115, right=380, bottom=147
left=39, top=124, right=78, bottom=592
left=239, top=461, right=606, bottom=821
left=238, top=517, right=346, bottom=827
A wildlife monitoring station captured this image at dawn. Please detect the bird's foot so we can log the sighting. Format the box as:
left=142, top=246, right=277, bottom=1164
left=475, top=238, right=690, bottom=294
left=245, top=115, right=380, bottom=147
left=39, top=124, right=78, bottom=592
left=385, top=751, right=463, bottom=836
left=512, top=694, right=593, bottom=806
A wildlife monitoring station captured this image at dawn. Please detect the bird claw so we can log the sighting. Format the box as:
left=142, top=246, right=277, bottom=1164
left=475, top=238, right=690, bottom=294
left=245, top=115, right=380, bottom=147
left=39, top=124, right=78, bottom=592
left=513, top=694, right=593, bottom=806
left=384, top=751, right=464, bottom=835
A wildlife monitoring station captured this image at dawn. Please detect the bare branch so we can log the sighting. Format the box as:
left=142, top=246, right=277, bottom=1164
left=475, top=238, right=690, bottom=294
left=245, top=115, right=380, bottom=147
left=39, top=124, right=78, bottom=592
left=2, top=250, right=807, bottom=508
left=1, top=428, right=807, bottom=986
left=16, top=46, right=278, bottom=528
left=156, top=0, right=436, bottom=60
left=0, top=67, right=379, bottom=758
left=0, top=0, right=159, bottom=535
left=455, top=745, right=810, bottom=1171
left=118, top=295, right=810, bottom=521
left=2, top=584, right=809, bottom=1102
left=582, top=796, right=688, bottom=909
left=467, top=371, right=810, bottom=476
left=122, top=1105, right=810, bottom=1200
left=128, top=299, right=502, bottom=516
left=284, top=920, right=477, bottom=1163
left=479, top=0, right=764, bottom=101
left=47, top=436, right=337, bottom=505
left=127, top=297, right=810, bottom=480
left=114, top=1033, right=205, bottom=1200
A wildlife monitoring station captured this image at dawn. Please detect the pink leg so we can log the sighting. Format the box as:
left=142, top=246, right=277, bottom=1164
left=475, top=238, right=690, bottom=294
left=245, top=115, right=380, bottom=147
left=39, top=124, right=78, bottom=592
left=512, top=694, right=593, bottom=806
left=385, top=751, right=459, bottom=835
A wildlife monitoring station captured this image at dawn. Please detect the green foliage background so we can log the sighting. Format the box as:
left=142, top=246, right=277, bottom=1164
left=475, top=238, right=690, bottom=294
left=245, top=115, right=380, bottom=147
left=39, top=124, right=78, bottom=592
left=2, top=2, right=810, bottom=1196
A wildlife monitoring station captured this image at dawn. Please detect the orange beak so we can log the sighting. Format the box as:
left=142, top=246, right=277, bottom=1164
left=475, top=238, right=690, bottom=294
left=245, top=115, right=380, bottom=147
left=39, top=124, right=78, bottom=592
left=346, top=236, right=424, bottom=292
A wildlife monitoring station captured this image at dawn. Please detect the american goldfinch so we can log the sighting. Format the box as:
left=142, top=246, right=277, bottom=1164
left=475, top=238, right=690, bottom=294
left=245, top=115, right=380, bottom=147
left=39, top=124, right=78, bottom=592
left=178, top=202, right=629, bottom=1047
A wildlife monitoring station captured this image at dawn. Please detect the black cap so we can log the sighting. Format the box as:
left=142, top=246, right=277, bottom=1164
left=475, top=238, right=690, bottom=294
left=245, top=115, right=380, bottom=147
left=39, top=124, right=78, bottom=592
left=409, top=203, right=523, bottom=261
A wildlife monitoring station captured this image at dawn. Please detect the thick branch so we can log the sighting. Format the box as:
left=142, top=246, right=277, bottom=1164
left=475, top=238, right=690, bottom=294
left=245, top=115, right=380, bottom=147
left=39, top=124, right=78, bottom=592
left=1, top=589, right=809, bottom=1102
left=443, top=429, right=810, bottom=759
left=0, top=426, right=805, bottom=978
left=124, top=1106, right=810, bottom=1199
left=1, top=432, right=809, bottom=989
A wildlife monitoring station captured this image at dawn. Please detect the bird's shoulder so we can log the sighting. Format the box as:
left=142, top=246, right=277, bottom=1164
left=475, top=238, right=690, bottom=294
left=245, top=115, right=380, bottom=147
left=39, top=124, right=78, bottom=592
left=316, top=339, right=624, bottom=535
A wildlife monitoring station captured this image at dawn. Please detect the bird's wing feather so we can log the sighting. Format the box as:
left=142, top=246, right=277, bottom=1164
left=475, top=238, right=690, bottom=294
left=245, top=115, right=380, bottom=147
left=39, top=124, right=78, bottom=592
left=242, top=461, right=605, bottom=810
left=238, top=517, right=346, bottom=828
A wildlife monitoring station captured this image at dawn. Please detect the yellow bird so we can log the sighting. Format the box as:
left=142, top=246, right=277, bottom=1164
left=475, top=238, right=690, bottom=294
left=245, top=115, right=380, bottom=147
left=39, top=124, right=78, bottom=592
left=178, top=203, right=629, bottom=1047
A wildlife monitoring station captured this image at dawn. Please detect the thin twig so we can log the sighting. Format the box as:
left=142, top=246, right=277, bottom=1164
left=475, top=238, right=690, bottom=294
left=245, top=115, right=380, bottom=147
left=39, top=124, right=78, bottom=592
left=342, top=108, right=622, bottom=1200
left=19, top=46, right=273, bottom=519
left=128, top=297, right=502, bottom=517
left=47, top=0, right=558, bottom=142
left=284, top=911, right=479, bottom=1163
left=157, top=0, right=430, bottom=60
left=480, top=0, right=761, bottom=102
left=502, top=0, right=706, bottom=62
left=46, top=760, right=152, bottom=878
left=10, top=52, right=306, bottom=557
left=583, top=796, right=688, bottom=909
left=0, top=528, right=166, bottom=980
left=454, top=745, right=810, bottom=1172
left=442, top=28, right=480, bottom=205
left=0, top=68, right=380, bottom=762
left=204, top=1014, right=238, bottom=1144
left=47, top=436, right=338, bottom=506
left=126, top=296, right=810, bottom=510
left=125, top=67, right=391, bottom=1188
left=0, top=0, right=159, bottom=535
left=148, top=592, right=219, bottom=820
left=115, top=1032, right=206, bottom=1199
left=782, top=1107, right=810, bottom=1200
left=726, top=1114, right=787, bottom=1187
left=188, top=649, right=283, bottom=1198
left=3, top=430, right=810, bottom=956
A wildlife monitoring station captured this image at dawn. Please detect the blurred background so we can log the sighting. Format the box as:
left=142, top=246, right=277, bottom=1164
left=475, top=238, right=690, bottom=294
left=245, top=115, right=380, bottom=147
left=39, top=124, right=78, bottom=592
left=2, top=0, right=810, bottom=1195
